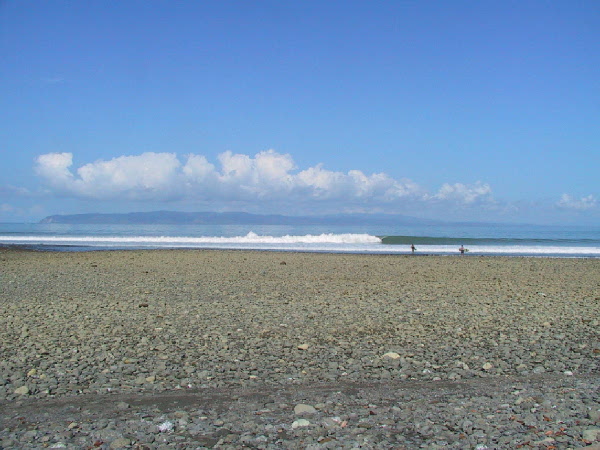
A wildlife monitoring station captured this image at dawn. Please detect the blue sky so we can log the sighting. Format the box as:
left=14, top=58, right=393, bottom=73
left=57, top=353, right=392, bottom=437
left=1, top=1, right=598, bottom=224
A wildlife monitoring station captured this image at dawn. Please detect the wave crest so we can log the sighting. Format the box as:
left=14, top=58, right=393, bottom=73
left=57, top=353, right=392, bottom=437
left=0, top=232, right=382, bottom=245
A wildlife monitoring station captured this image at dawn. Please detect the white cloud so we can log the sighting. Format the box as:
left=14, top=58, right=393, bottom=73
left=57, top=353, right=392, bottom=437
left=182, top=154, right=216, bottom=181
left=34, top=152, right=75, bottom=189
left=32, top=150, right=495, bottom=211
left=217, top=150, right=296, bottom=198
left=76, top=153, right=182, bottom=200
left=428, top=181, right=492, bottom=204
left=557, top=194, right=597, bottom=210
left=296, top=164, right=348, bottom=198
left=34, top=152, right=183, bottom=200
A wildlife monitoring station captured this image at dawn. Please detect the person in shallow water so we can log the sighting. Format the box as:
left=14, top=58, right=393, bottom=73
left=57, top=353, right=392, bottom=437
left=411, top=244, right=416, bottom=254
left=459, top=245, right=465, bottom=255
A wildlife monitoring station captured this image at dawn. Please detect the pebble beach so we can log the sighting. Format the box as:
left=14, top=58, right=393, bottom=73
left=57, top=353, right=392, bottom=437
left=1, top=247, right=599, bottom=449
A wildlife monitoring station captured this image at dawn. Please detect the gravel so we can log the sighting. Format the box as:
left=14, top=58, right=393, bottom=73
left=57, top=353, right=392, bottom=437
left=0, top=247, right=599, bottom=448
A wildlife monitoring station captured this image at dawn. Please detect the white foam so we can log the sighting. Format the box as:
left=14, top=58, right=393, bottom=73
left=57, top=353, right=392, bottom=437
left=0, top=232, right=382, bottom=246
left=1, top=234, right=599, bottom=256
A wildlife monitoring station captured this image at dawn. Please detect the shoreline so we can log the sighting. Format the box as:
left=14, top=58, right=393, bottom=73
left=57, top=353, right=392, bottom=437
left=1, top=248, right=599, bottom=448
left=2, top=243, right=599, bottom=259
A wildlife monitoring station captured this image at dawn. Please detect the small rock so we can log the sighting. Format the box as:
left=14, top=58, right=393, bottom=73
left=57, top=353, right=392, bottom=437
left=482, top=362, right=493, bottom=370
left=583, top=429, right=600, bottom=442
left=294, top=404, right=317, bottom=415
left=382, top=352, right=401, bottom=359
left=158, top=421, right=174, bottom=432
left=292, top=419, right=310, bottom=429
left=109, top=437, right=130, bottom=449
left=14, top=386, right=29, bottom=395
left=532, top=437, right=555, bottom=446
left=297, top=344, right=309, bottom=350
left=322, top=417, right=342, bottom=428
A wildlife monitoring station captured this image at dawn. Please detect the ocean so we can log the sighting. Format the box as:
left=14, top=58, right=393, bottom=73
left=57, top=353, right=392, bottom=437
left=1, top=222, right=599, bottom=257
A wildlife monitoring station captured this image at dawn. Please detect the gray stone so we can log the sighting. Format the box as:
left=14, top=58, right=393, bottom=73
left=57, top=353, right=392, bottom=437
left=292, top=419, right=310, bottom=429
left=109, top=437, right=131, bottom=449
left=14, top=385, right=29, bottom=395
left=294, top=404, right=317, bottom=415
left=583, top=429, right=600, bottom=442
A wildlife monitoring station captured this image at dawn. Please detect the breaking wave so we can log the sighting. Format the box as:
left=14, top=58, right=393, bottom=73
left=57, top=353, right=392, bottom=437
left=1, top=229, right=599, bottom=256
left=0, top=232, right=381, bottom=247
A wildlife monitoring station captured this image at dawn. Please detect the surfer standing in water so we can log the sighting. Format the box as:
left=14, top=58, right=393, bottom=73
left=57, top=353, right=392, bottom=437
left=411, top=244, right=416, bottom=254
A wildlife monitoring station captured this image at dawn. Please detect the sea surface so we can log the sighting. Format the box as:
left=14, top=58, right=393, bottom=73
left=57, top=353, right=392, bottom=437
left=1, top=222, right=599, bottom=257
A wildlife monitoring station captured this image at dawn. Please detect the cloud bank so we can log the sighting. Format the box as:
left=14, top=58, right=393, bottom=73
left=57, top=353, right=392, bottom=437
left=33, top=150, right=493, bottom=212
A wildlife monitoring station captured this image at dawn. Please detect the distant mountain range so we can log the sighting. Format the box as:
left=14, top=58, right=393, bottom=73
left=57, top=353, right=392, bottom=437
left=40, top=211, right=442, bottom=226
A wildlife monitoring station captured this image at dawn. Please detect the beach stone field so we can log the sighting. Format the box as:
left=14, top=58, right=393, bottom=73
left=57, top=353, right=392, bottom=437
left=0, top=248, right=599, bottom=449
